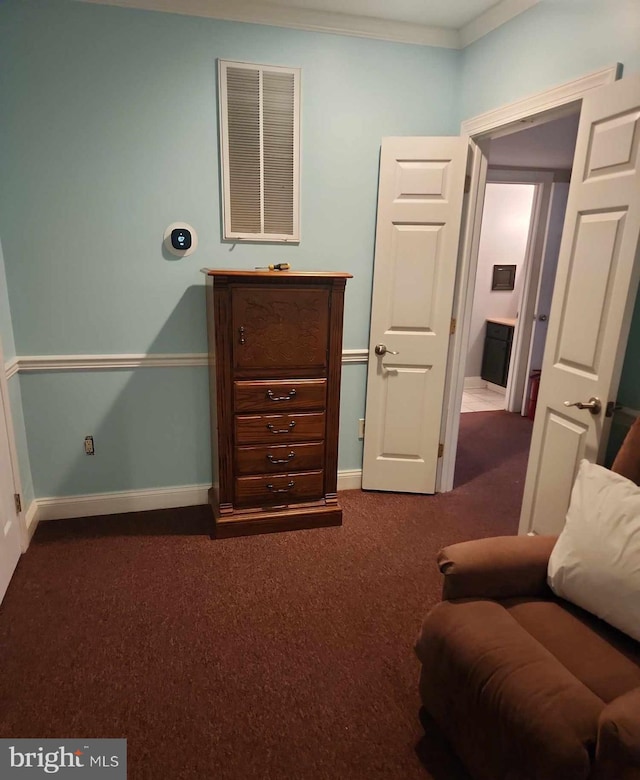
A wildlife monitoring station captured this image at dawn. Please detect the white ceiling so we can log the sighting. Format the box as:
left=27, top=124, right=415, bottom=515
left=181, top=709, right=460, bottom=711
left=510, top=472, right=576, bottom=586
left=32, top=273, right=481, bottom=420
left=78, top=0, right=541, bottom=48
left=259, top=0, right=503, bottom=29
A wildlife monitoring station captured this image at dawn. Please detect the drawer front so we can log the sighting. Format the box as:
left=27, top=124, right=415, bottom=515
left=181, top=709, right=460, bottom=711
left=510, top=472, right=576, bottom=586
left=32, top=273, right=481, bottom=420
left=236, top=442, right=325, bottom=475
left=486, top=321, right=513, bottom=341
left=234, top=379, right=327, bottom=413
left=235, top=470, right=324, bottom=507
left=235, top=412, right=325, bottom=445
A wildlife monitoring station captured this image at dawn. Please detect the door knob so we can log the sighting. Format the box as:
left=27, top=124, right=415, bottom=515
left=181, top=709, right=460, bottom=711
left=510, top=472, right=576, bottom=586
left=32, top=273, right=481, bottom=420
left=374, top=344, right=399, bottom=356
left=537, top=314, right=548, bottom=322
left=563, top=397, right=602, bottom=416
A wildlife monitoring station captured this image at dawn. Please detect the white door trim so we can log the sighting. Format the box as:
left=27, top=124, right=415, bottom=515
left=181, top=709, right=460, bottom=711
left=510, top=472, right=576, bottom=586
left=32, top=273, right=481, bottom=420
left=0, top=337, right=28, bottom=553
left=439, top=64, right=621, bottom=493
left=461, top=64, right=621, bottom=138
left=438, top=138, right=489, bottom=489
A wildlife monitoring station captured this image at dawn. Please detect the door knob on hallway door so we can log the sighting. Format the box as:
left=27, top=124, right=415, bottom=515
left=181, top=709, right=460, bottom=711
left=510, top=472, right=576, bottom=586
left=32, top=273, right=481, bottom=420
left=374, top=344, right=399, bottom=356
left=563, top=397, right=602, bottom=416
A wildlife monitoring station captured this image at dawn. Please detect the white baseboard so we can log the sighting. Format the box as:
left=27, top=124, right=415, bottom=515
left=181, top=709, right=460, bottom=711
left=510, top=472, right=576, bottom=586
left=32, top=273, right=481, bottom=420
left=35, top=484, right=210, bottom=523
left=465, top=376, right=507, bottom=396
left=24, top=499, right=39, bottom=542
left=337, top=469, right=363, bottom=491
left=32, top=470, right=364, bottom=523
left=486, top=381, right=507, bottom=396
left=463, top=376, right=487, bottom=390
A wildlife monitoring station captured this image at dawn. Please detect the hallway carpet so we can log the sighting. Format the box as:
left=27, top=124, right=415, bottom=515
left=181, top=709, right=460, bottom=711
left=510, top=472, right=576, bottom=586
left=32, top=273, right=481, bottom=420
left=0, top=411, right=532, bottom=779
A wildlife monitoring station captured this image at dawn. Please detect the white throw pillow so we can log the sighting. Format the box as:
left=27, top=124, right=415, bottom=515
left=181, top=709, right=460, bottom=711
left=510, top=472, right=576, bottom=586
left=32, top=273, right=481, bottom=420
left=548, top=459, right=640, bottom=642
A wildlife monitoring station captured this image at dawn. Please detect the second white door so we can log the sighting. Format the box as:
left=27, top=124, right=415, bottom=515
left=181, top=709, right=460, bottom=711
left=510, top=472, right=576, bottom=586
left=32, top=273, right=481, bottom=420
left=520, top=75, right=640, bottom=535
left=362, top=137, right=467, bottom=493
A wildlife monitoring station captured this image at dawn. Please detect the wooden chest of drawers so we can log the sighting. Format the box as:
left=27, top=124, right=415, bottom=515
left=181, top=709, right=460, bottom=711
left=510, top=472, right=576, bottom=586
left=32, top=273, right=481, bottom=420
left=203, top=269, right=351, bottom=538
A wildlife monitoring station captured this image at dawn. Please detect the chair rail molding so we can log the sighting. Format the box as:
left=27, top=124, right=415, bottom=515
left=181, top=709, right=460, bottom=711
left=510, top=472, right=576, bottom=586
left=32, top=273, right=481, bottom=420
left=5, top=350, right=370, bottom=377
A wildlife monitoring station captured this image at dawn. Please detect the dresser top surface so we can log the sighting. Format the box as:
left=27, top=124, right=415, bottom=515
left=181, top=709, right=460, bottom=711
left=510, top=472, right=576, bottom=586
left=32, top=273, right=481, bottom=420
left=201, top=268, right=352, bottom=279
left=487, top=317, right=517, bottom=328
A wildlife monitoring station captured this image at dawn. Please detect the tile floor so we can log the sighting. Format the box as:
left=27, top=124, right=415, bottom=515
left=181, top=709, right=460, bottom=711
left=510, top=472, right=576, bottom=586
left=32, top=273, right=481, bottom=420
left=461, top=386, right=506, bottom=413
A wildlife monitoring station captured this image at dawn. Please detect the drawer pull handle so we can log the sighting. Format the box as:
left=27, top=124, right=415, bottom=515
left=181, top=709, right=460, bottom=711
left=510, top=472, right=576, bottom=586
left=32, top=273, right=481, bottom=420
left=266, top=421, right=296, bottom=434
left=267, top=451, right=296, bottom=464
left=266, top=389, right=297, bottom=402
left=238, top=326, right=246, bottom=345
left=267, top=480, right=295, bottom=494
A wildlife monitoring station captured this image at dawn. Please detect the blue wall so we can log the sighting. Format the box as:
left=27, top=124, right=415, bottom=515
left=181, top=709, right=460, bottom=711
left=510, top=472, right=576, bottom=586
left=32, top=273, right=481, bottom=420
left=459, top=0, right=640, bottom=119
left=0, top=0, right=458, bottom=498
left=1, top=0, right=639, bottom=501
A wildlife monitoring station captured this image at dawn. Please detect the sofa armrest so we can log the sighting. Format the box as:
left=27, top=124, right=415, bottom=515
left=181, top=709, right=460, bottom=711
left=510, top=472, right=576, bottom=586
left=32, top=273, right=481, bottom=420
left=438, top=535, right=558, bottom=601
left=595, top=687, right=640, bottom=779
left=611, top=416, right=640, bottom=486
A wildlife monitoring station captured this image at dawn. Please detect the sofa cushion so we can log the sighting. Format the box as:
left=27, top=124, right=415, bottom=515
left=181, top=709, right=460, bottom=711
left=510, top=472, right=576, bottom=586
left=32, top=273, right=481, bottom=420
left=502, top=597, right=640, bottom=703
left=548, top=459, right=640, bottom=642
left=416, top=599, right=603, bottom=780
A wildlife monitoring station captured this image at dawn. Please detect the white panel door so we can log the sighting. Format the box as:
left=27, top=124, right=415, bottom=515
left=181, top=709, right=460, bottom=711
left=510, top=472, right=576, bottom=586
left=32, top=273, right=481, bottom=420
left=520, top=75, right=640, bottom=535
left=362, top=137, right=467, bottom=493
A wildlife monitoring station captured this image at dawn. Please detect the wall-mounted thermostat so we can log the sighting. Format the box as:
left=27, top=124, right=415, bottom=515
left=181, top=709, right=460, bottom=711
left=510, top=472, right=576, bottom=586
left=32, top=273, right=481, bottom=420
left=163, top=222, right=198, bottom=257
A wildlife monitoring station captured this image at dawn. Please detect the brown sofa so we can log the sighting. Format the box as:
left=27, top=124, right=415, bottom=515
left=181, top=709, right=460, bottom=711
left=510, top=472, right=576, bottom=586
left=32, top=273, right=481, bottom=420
left=415, top=420, right=640, bottom=780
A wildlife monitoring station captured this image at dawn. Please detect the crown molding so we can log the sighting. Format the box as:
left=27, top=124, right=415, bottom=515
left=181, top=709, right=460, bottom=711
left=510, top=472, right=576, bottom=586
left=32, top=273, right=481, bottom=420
left=76, top=0, right=459, bottom=48
left=460, top=0, right=539, bottom=48
left=76, top=0, right=542, bottom=49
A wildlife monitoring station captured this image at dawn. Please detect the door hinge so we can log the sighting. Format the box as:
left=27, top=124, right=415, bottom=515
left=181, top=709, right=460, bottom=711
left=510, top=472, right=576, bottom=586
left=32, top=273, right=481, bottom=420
left=438, top=443, right=444, bottom=458
left=14, top=493, right=22, bottom=513
left=464, top=174, right=471, bottom=193
left=450, top=318, right=457, bottom=335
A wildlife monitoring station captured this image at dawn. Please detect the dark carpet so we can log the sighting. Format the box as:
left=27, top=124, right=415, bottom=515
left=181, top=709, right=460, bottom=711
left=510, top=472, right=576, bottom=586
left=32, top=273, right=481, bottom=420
left=0, top=411, right=533, bottom=779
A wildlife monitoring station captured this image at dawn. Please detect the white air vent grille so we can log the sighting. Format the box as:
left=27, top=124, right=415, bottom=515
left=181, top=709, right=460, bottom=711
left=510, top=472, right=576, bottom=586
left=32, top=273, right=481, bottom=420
left=219, top=60, right=300, bottom=242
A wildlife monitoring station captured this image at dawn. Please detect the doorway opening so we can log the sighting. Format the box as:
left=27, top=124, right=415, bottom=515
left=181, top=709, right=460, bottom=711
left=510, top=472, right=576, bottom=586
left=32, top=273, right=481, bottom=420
left=453, top=112, right=580, bottom=489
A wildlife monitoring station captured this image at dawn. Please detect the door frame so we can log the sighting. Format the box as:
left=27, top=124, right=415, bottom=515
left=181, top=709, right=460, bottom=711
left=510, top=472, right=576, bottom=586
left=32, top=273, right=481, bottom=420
left=438, top=63, right=622, bottom=493
left=522, top=178, right=571, bottom=411
left=483, top=169, right=555, bottom=415
left=0, top=337, right=28, bottom=553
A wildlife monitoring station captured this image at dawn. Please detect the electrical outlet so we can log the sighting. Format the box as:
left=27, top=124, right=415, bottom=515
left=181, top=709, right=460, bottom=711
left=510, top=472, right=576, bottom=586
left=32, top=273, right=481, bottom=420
left=84, top=435, right=95, bottom=455
left=358, top=418, right=365, bottom=439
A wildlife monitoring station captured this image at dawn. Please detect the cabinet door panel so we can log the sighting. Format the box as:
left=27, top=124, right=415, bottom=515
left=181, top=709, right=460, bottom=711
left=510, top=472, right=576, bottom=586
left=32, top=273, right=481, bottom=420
left=232, top=286, right=329, bottom=372
left=481, top=338, right=509, bottom=386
